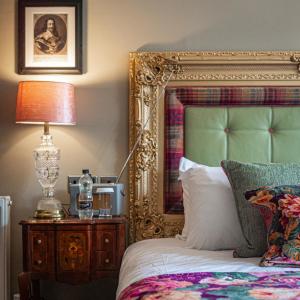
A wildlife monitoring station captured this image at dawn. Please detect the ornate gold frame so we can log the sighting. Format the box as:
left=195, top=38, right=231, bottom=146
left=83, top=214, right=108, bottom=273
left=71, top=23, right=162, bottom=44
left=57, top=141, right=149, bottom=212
left=128, top=51, right=300, bottom=243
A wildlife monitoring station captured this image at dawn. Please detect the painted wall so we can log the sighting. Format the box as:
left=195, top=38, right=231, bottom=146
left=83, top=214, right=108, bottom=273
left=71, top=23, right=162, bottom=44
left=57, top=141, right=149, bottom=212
left=1, top=0, right=300, bottom=299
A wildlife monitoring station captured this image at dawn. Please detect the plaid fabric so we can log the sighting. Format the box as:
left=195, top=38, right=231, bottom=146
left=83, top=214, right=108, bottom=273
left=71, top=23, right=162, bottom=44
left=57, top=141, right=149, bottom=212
left=164, top=86, right=300, bottom=214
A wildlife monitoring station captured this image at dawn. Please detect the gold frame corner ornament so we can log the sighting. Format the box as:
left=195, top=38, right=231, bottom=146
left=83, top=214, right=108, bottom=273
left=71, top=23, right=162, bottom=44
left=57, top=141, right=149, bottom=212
left=128, top=51, right=300, bottom=243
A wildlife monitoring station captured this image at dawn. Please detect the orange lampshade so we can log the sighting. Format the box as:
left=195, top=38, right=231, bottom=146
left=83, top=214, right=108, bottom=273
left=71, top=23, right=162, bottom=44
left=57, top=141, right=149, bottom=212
left=16, top=81, right=76, bottom=125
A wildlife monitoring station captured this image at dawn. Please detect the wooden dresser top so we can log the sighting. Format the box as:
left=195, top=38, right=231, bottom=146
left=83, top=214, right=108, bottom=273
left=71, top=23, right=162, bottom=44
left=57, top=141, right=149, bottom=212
left=20, top=216, right=127, bottom=225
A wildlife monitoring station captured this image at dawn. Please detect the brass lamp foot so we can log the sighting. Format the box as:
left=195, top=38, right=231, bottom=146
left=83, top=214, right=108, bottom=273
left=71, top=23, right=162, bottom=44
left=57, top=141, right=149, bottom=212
left=34, top=209, right=65, bottom=220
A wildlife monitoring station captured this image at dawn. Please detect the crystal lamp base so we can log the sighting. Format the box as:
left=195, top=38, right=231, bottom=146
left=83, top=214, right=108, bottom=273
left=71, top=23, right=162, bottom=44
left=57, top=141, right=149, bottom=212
left=34, top=197, right=65, bottom=219
left=33, top=125, right=64, bottom=220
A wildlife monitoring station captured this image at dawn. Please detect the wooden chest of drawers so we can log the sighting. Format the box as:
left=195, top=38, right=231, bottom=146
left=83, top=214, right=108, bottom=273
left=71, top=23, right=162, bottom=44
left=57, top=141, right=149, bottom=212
left=19, top=217, right=126, bottom=298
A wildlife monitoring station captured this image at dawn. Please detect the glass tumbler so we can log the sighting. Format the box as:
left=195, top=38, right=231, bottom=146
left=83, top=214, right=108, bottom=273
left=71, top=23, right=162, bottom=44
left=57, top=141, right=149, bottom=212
left=97, top=192, right=112, bottom=218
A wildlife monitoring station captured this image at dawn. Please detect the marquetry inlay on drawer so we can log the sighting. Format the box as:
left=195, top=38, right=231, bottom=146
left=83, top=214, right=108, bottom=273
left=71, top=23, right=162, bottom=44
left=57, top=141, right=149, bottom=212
left=57, top=231, right=90, bottom=272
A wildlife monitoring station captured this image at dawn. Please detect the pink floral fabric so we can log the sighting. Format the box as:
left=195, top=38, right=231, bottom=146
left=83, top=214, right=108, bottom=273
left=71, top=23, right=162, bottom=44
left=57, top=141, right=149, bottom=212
left=118, top=272, right=300, bottom=299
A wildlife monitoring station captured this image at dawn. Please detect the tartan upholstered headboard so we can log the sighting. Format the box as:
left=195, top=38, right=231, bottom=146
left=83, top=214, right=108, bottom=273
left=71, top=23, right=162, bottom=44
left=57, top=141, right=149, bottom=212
left=164, top=87, right=300, bottom=214
left=128, top=51, right=300, bottom=243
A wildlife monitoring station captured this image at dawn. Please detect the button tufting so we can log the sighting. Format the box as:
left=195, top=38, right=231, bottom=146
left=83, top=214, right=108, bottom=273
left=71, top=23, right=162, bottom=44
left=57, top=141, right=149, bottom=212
left=268, top=128, right=274, bottom=134
left=224, top=128, right=230, bottom=133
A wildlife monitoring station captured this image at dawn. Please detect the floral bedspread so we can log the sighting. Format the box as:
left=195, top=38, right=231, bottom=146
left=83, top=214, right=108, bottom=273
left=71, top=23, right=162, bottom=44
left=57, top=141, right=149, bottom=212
left=118, top=272, right=300, bottom=300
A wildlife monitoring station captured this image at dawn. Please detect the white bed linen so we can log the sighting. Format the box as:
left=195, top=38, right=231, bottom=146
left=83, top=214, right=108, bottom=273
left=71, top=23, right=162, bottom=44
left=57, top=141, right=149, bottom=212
left=117, top=238, right=295, bottom=297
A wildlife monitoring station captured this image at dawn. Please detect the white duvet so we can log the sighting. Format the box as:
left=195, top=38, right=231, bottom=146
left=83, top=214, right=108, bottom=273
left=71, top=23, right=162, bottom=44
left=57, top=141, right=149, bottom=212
left=117, top=238, right=295, bottom=297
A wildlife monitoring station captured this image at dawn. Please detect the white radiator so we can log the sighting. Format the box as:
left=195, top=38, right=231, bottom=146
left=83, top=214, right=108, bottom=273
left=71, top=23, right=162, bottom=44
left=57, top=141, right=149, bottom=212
left=0, top=196, right=11, bottom=300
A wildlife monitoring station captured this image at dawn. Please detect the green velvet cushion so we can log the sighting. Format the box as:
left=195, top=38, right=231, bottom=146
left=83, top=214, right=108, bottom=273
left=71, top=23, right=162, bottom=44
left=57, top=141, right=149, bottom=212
left=221, top=160, right=300, bottom=257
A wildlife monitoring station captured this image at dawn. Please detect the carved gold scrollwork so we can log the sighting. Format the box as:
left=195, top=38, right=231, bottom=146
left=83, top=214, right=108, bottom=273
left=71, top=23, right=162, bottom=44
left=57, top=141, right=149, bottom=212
left=135, top=130, right=156, bottom=180
left=135, top=213, right=165, bottom=240
left=175, top=73, right=300, bottom=81
left=142, top=85, right=155, bottom=106
left=132, top=195, right=165, bottom=241
left=290, top=54, right=300, bottom=72
left=164, top=222, right=184, bottom=238
left=290, top=54, right=300, bottom=62
left=136, top=54, right=182, bottom=86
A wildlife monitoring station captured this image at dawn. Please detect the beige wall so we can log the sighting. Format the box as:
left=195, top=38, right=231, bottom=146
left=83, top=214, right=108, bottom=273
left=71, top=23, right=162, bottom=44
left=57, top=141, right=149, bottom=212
left=1, top=0, right=300, bottom=299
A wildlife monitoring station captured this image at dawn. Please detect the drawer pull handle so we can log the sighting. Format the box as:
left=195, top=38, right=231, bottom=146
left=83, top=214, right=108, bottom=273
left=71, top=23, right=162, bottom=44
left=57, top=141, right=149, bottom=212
left=104, top=238, right=110, bottom=244
left=105, top=258, right=110, bottom=264
left=37, top=260, right=42, bottom=265
left=37, top=239, right=42, bottom=244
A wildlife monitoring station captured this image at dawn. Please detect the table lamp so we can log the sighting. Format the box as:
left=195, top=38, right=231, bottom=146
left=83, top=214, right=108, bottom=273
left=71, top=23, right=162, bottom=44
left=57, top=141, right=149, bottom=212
left=16, top=81, right=76, bottom=219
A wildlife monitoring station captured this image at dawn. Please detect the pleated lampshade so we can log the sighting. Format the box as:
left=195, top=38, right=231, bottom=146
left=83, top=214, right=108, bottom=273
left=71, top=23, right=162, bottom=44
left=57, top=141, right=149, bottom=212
left=16, top=81, right=76, bottom=125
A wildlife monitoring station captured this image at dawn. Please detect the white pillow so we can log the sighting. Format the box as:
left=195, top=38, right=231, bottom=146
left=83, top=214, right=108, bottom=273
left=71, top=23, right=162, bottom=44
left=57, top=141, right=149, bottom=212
left=177, top=157, right=245, bottom=250
left=176, top=157, right=200, bottom=240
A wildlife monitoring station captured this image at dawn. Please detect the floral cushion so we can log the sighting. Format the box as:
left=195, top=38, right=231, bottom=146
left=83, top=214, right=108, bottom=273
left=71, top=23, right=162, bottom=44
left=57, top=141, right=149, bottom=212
left=245, top=185, right=300, bottom=267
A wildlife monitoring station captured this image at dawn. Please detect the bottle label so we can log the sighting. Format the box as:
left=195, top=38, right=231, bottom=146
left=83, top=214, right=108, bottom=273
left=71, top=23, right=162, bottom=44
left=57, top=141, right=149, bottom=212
left=78, top=199, right=93, bottom=210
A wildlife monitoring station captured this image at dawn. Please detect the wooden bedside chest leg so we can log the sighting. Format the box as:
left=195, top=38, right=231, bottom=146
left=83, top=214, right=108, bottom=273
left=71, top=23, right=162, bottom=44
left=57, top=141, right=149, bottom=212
left=31, top=278, right=43, bottom=300
left=18, top=272, right=44, bottom=300
left=18, top=272, right=32, bottom=300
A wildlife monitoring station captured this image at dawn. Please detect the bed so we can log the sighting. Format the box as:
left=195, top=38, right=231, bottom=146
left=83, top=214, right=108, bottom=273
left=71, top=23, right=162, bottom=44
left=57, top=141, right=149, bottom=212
left=117, top=239, right=299, bottom=299
left=118, top=51, right=300, bottom=299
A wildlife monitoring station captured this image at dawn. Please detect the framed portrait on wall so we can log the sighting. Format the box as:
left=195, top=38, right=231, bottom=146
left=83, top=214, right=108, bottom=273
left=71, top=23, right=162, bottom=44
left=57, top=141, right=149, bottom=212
left=18, top=0, right=82, bottom=74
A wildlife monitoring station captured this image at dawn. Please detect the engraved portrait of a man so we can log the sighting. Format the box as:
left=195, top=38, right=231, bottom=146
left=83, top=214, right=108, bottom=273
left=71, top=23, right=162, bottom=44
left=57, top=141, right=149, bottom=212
left=34, top=15, right=67, bottom=55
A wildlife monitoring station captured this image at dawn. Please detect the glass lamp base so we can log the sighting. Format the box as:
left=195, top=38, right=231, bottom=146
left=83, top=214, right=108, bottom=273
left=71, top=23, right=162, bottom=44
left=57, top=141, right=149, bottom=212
left=34, top=198, right=65, bottom=219
left=33, top=129, right=63, bottom=220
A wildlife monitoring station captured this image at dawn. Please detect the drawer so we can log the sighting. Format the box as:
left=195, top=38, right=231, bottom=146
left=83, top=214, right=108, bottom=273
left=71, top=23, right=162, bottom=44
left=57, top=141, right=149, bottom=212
left=95, top=251, right=116, bottom=270
left=95, top=228, right=116, bottom=251
left=56, top=231, right=91, bottom=273
left=28, top=231, right=54, bottom=273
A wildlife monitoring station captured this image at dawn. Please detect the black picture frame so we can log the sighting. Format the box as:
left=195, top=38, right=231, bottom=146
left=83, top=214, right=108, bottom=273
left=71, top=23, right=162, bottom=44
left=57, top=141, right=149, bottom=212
left=18, top=0, right=82, bottom=74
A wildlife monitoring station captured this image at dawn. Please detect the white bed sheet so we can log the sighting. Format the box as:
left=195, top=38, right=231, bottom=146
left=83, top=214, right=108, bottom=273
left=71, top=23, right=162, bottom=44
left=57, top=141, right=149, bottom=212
left=117, top=238, right=295, bottom=297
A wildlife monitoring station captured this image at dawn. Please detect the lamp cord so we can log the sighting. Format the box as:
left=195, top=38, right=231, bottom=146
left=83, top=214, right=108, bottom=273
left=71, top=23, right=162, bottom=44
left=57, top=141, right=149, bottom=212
left=116, top=70, right=174, bottom=183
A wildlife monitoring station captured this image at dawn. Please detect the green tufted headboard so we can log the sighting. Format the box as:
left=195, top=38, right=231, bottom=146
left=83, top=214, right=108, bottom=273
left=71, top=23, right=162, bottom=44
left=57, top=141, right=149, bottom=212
left=164, top=86, right=300, bottom=214
left=185, top=107, right=300, bottom=165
